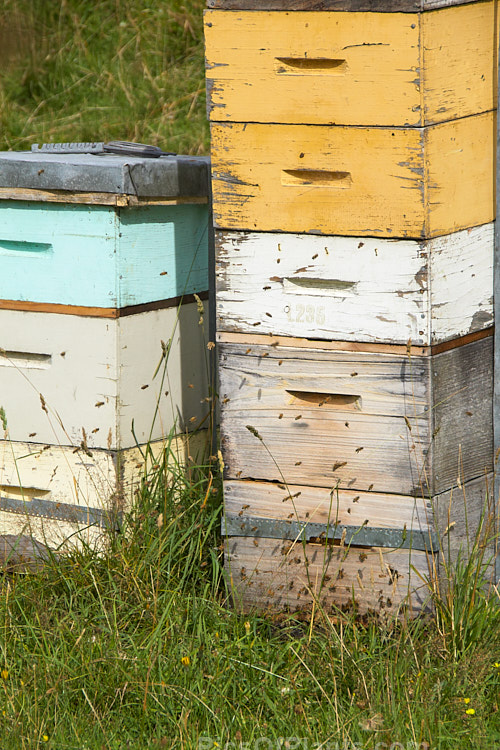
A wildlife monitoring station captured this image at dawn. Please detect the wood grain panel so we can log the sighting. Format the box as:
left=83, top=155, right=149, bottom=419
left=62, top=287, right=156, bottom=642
left=225, top=537, right=431, bottom=615
left=219, top=336, right=493, bottom=495
left=206, top=3, right=497, bottom=126
left=224, top=479, right=432, bottom=531
left=0, top=187, right=208, bottom=206
left=206, top=10, right=420, bottom=126
left=211, top=113, right=494, bottom=238
left=432, top=473, right=496, bottom=570
left=216, top=224, right=493, bottom=345
left=223, top=472, right=495, bottom=614
left=432, top=336, right=493, bottom=493
left=219, top=342, right=431, bottom=495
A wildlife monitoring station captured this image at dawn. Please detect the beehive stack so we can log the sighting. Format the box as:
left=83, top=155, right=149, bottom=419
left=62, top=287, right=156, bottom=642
left=0, top=151, right=211, bottom=552
left=205, top=0, right=498, bottom=615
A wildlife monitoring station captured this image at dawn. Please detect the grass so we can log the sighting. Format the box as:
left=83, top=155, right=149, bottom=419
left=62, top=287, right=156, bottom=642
left=0, top=0, right=209, bottom=154
left=0, top=0, right=499, bottom=747
left=0, top=447, right=498, bottom=749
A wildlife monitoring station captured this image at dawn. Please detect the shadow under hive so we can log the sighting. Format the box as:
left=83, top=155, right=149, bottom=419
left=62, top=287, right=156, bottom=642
left=0, top=152, right=211, bottom=552
left=205, top=0, right=498, bottom=615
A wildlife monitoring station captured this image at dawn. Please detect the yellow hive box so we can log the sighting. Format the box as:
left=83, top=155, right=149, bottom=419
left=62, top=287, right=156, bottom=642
left=211, top=111, right=495, bottom=238
left=205, top=2, right=498, bottom=127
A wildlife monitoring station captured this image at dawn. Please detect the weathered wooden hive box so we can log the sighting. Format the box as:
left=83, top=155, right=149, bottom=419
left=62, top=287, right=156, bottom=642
left=205, top=0, right=496, bottom=616
left=0, top=151, right=211, bottom=551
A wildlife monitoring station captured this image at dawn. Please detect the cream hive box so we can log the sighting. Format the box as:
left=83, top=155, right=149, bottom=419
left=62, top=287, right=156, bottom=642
left=0, top=149, right=212, bottom=551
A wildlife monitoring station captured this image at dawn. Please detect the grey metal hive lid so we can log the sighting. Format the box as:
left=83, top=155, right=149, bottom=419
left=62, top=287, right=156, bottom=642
left=0, top=151, right=210, bottom=198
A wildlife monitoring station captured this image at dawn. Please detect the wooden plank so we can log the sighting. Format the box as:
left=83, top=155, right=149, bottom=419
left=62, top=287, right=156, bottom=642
left=432, top=473, right=496, bottom=571
left=422, top=2, right=499, bottom=125
left=217, top=329, right=493, bottom=357
left=0, top=310, right=119, bottom=450
left=432, top=336, right=493, bottom=494
left=225, top=537, right=431, bottom=615
left=0, top=302, right=210, bottom=450
left=224, top=479, right=432, bottom=530
left=118, top=301, right=210, bottom=447
left=0, top=300, right=119, bottom=318
left=206, top=10, right=421, bottom=126
left=217, top=331, right=428, bottom=356
left=207, top=0, right=480, bottom=11
left=117, top=204, right=209, bottom=306
left=0, top=291, right=210, bottom=319
left=425, top=111, right=496, bottom=238
left=0, top=431, right=211, bottom=551
left=0, top=535, right=52, bottom=572
left=206, top=3, right=497, bottom=127
left=0, top=434, right=210, bottom=512
left=0, top=201, right=209, bottom=309
left=219, top=342, right=431, bottom=495
left=0, top=511, right=105, bottom=552
left=216, top=224, right=493, bottom=345
left=430, top=224, right=494, bottom=344
left=0, top=441, right=118, bottom=511
left=0, top=187, right=208, bottom=206
left=211, top=113, right=494, bottom=238
left=219, top=337, right=493, bottom=496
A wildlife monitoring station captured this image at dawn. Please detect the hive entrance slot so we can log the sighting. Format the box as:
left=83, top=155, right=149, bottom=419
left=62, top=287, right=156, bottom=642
left=0, top=350, right=52, bottom=369
left=281, top=169, right=352, bottom=188
left=275, top=57, right=347, bottom=75
left=0, top=240, right=52, bottom=256
left=285, top=277, right=356, bottom=291
left=286, top=390, right=361, bottom=409
left=0, top=485, right=50, bottom=501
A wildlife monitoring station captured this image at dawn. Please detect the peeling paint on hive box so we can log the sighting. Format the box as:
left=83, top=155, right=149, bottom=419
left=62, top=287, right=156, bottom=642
left=216, top=224, right=493, bottom=345
left=205, top=3, right=499, bottom=127
left=211, top=113, right=495, bottom=238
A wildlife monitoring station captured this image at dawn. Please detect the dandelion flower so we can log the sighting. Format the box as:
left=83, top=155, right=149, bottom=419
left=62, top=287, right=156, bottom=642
left=465, top=708, right=476, bottom=716
left=181, top=656, right=190, bottom=667
left=463, top=698, right=471, bottom=704
left=42, top=735, right=49, bottom=742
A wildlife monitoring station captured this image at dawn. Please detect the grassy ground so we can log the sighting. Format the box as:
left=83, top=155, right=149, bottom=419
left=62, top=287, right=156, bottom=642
left=0, top=1, right=499, bottom=748
left=0, top=0, right=208, bottom=154
left=0, top=446, right=499, bottom=750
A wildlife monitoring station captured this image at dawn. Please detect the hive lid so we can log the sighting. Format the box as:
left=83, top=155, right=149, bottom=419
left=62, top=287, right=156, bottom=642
left=0, top=151, right=210, bottom=198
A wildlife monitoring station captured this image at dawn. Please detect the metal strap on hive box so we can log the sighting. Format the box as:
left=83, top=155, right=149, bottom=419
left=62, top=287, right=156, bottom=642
left=222, top=515, right=439, bottom=552
left=0, top=496, right=120, bottom=529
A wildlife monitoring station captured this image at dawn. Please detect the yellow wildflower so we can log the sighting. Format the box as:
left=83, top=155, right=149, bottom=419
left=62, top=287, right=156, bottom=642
left=181, top=656, right=190, bottom=667
left=494, top=662, right=500, bottom=669
left=465, top=708, right=476, bottom=716
left=1, top=669, right=8, bottom=680
left=42, top=735, right=49, bottom=742
left=463, top=698, right=471, bottom=704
